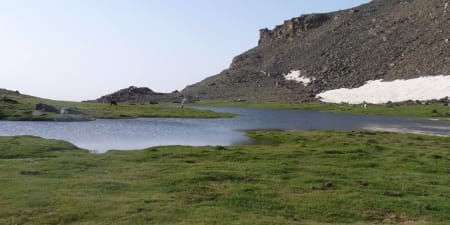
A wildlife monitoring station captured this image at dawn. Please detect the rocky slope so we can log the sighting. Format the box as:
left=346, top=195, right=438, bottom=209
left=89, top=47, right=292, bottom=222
left=182, top=0, right=450, bottom=102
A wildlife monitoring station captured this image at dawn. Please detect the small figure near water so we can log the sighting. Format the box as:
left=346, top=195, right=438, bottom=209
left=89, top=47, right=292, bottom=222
left=362, top=101, right=367, bottom=109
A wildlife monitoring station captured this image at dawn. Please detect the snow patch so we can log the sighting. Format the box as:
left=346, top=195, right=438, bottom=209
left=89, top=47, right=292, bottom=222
left=284, top=70, right=314, bottom=86
left=316, top=75, right=450, bottom=104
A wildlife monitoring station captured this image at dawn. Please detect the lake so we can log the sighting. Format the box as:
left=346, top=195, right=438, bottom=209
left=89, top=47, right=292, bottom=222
left=0, top=107, right=449, bottom=153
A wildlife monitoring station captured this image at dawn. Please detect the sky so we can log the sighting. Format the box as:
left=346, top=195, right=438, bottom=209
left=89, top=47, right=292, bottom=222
left=0, top=0, right=371, bottom=101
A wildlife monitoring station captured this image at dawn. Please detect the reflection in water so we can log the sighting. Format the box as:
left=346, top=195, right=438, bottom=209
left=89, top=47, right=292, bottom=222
left=0, top=107, right=449, bottom=152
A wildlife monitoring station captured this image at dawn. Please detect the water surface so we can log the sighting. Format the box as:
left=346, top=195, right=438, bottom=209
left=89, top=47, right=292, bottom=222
left=0, top=107, right=448, bottom=152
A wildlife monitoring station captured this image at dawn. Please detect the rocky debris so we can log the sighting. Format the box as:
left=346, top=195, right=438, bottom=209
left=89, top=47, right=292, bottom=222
left=1, top=97, right=18, bottom=104
left=384, top=97, right=450, bottom=107
left=183, top=0, right=450, bottom=102
left=35, top=103, right=58, bottom=113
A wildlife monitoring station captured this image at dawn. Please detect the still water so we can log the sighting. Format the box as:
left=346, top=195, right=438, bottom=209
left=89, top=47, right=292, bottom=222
left=0, top=107, right=449, bottom=152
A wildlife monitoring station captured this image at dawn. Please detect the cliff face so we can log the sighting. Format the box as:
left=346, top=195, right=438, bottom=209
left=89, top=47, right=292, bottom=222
left=257, top=14, right=331, bottom=47
left=183, top=0, right=450, bottom=102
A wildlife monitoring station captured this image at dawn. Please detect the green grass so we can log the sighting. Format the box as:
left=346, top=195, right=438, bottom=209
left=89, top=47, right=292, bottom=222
left=196, top=101, right=450, bottom=118
left=1, top=131, right=449, bottom=224
left=0, top=92, right=233, bottom=121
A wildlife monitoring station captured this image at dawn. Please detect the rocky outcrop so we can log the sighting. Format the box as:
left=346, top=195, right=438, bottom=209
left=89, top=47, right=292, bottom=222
left=183, top=0, right=450, bottom=102
left=258, top=13, right=331, bottom=46
left=35, top=103, right=58, bottom=113
left=1, top=97, right=18, bottom=104
left=90, top=86, right=183, bottom=104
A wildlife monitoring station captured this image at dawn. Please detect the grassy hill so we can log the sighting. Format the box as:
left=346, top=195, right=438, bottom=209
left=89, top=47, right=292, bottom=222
left=0, top=89, right=233, bottom=121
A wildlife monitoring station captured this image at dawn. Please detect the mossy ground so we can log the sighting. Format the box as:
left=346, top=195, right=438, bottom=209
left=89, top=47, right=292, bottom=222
left=196, top=101, right=450, bottom=118
left=0, top=93, right=233, bottom=121
left=1, top=131, right=449, bottom=225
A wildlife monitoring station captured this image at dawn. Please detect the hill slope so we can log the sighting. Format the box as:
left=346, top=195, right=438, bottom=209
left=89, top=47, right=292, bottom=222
left=182, top=0, right=450, bottom=102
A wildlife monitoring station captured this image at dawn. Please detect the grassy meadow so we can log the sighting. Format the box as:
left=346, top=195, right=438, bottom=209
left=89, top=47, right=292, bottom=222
left=196, top=101, right=450, bottom=118
left=1, top=131, right=449, bottom=225
left=0, top=91, right=233, bottom=121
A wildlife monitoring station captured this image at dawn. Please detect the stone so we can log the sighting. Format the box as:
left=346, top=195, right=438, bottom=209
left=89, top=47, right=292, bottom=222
left=35, top=103, right=58, bottom=113
left=322, top=181, right=335, bottom=190
left=60, top=107, right=86, bottom=115
left=384, top=191, right=403, bottom=197
left=1, top=97, right=18, bottom=104
left=20, top=170, right=40, bottom=176
left=357, top=181, right=369, bottom=187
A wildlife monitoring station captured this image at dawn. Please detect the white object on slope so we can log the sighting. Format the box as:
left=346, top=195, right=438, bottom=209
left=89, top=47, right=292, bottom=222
left=316, top=75, right=450, bottom=104
left=284, top=70, right=314, bottom=86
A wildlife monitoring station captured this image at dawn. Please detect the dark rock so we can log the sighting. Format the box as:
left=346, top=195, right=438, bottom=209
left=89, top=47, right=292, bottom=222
left=35, top=103, right=58, bottom=113
left=322, top=181, right=335, bottom=190
left=1, top=97, right=18, bottom=104
left=357, top=181, right=369, bottom=187
left=384, top=191, right=403, bottom=197
left=421, top=204, right=432, bottom=210
left=20, top=170, right=40, bottom=176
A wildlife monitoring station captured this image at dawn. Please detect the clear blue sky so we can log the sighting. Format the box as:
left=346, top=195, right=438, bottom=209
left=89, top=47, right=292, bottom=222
left=0, top=0, right=370, bottom=101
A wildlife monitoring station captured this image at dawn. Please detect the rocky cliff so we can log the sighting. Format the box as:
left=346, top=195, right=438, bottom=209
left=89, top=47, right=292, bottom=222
left=182, top=0, right=450, bottom=102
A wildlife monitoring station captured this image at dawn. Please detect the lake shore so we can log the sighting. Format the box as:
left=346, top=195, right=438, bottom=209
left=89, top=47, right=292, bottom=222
left=1, top=130, right=449, bottom=224
left=195, top=101, right=450, bottom=118
left=0, top=92, right=234, bottom=121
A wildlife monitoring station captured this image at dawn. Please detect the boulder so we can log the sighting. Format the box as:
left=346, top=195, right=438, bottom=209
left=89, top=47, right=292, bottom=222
left=35, top=103, right=58, bottom=113
left=60, top=107, right=86, bottom=115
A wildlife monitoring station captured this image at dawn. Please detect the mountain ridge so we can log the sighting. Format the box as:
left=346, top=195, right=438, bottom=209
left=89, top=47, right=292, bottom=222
left=181, top=0, right=450, bottom=102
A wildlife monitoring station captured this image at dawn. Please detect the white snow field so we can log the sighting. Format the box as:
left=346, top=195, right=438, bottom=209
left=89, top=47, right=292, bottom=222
left=316, top=75, right=450, bottom=104
left=284, top=70, right=314, bottom=86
